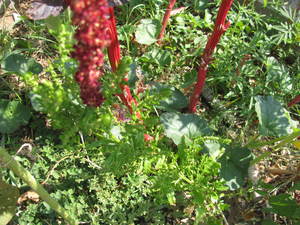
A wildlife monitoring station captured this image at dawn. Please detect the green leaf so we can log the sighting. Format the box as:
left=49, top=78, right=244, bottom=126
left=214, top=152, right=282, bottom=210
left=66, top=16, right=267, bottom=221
left=265, top=57, right=292, bottom=92
left=255, top=96, right=298, bottom=137
left=219, top=145, right=253, bottom=190
left=268, top=194, right=300, bottom=219
left=135, top=19, right=160, bottom=45
left=151, top=83, right=188, bottom=111
left=0, top=180, right=19, bottom=225
left=203, top=140, right=222, bottom=159
left=144, top=48, right=172, bottom=66
left=0, top=100, right=31, bottom=134
left=160, top=112, right=212, bottom=145
left=1, top=54, right=43, bottom=74
left=45, top=15, right=62, bottom=34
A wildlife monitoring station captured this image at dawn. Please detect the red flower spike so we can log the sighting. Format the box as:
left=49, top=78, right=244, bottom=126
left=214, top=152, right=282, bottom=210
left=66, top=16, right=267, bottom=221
left=157, top=0, right=177, bottom=44
left=188, top=0, right=234, bottom=113
left=288, top=95, right=300, bottom=107
left=70, top=0, right=111, bottom=107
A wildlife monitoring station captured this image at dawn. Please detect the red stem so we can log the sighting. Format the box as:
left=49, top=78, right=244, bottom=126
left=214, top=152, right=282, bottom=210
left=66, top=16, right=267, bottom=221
left=108, top=7, right=140, bottom=119
left=157, top=0, right=177, bottom=44
left=288, top=95, right=300, bottom=107
left=188, top=0, right=234, bottom=113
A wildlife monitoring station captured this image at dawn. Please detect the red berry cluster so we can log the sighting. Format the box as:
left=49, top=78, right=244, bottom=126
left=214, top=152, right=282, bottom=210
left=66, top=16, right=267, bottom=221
left=69, top=0, right=111, bottom=107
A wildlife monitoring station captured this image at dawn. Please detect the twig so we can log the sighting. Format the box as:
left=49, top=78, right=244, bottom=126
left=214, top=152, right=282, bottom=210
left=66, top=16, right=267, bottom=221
left=41, top=155, right=72, bottom=185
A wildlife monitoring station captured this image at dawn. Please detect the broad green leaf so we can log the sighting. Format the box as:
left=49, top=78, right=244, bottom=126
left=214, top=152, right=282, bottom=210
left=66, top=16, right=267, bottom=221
left=219, top=145, right=253, bottom=190
left=151, top=83, right=188, bottom=111
left=0, top=180, right=19, bottom=225
left=0, top=100, right=31, bottom=134
left=160, top=112, right=212, bottom=145
left=1, top=54, right=43, bottom=74
left=255, top=96, right=297, bottom=137
left=135, top=19, right=160, bottom=45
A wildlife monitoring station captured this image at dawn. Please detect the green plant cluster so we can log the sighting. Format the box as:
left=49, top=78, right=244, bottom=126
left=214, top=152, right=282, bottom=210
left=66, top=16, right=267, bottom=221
left=0, top=0, right=299, bottom=224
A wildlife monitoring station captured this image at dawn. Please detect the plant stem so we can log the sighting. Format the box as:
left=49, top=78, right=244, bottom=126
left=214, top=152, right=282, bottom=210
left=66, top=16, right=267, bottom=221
left=248, top=130, right=300, bottom=165
left=157, top=0, right=176, bottom=44
left=188, top=0, right=234, bottom=113
left=0, top=147, right=78, bottom=225
left=288, top=95, right=300, bottom=107
left=246, top=130, right=300, bottom=149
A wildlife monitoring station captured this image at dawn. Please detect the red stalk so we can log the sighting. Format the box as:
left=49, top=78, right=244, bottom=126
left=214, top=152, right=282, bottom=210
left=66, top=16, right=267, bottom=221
left=288, top=95, right=300, bottom=107
left=107, top=7, right=140, bottom=119
left=108, top=7, right=121, bottom=72
left=157, top=0, right=177, bottom=44
left=188, top=0, right=234, bottom=113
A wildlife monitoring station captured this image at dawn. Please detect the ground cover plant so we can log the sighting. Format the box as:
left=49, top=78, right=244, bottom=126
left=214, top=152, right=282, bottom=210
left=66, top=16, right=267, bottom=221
left=0, top=0, right=300, bottom=224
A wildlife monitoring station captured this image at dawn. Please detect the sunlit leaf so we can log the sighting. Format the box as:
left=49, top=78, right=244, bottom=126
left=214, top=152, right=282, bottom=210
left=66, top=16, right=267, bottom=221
left=151, top=83, right=188, bottom=111
left=219, top=145, right=253, bottom=190
left=1, top=54, right=43, bottom=74
left=0, top=100, right=31, bottom=134
left=255, top=96, right=298, bottom=137
left=135, top=19, right=160, bottom=45
left=160, top=112, right=212, bottom=145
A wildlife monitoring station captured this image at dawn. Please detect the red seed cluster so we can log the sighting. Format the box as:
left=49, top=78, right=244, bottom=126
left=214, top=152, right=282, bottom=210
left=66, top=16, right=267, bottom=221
left=69, top=0, right=111, bottom=107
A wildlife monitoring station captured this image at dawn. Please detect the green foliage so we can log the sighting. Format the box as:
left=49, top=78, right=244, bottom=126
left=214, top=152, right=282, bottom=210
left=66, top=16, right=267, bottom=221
left=267, top=194, right=300, bottom=219
left=0, top=100, right=31, bottom=134
left=1, top=0, right=299, bottom=224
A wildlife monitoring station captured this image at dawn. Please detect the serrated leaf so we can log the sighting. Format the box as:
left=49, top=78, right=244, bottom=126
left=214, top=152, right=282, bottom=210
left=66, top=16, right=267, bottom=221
left=160, top=112, right=212, bottom=145
left=255, top=96, right=297, bottom=137
left=1, top=54, right=43, bottom=74
left=0, top=100, right=31, bottom=134
left=219, top=145, right=253, bottom=190
left=151, top=83, right=188, bottom=111
left=135, top=19, right=160, bottom=45
left=0, top=180, right=19, bottom=225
